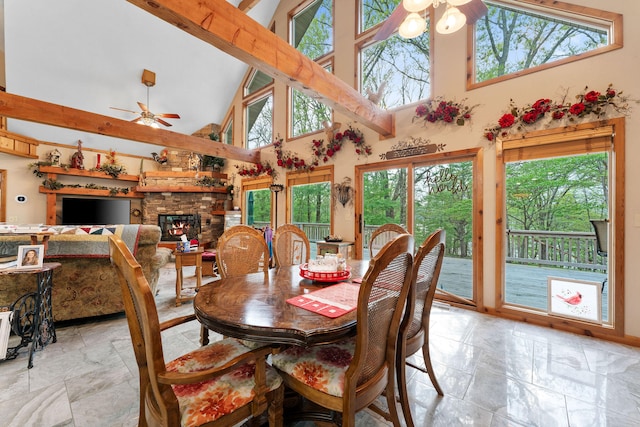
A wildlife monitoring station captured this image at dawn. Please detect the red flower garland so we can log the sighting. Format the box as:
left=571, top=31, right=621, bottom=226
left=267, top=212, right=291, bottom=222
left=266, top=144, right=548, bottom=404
left=235, top=161, right=276, bottom=178
left=414, top=97, right=477, bottom=126
left=484, top=84, right=629, bottom=141
left=274, top=126, right=371, bottom=173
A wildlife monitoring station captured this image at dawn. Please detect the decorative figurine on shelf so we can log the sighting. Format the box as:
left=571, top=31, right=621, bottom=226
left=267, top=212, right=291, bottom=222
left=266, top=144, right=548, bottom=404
left=48, top=149, right=62, bottom=167
left=151, top=149, right=168, bottom=164
left=70, top=140, right=84, bottom=169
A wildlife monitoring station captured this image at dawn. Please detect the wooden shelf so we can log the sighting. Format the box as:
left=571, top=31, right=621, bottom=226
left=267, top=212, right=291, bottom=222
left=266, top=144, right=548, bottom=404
left=38, top=165, right=140, bottom=182
left=135, top=185, right=227, bottom=193
left=143, top=170, right=227, bottom=179
left=39, top=186, right=144, bottom=198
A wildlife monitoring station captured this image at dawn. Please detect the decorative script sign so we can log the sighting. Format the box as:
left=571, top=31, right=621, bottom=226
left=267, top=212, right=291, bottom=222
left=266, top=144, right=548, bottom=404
left=423, top=168, right=469, bottom=195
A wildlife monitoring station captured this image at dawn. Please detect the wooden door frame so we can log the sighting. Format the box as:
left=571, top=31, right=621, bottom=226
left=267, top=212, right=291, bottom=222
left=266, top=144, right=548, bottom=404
left=494, top=118, right=625, bottom=339
left=0, top=170, right=6, bottom=222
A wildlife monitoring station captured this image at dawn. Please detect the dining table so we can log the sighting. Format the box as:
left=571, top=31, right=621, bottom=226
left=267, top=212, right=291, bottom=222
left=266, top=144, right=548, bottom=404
left=193, top=259, right=370, bottom=347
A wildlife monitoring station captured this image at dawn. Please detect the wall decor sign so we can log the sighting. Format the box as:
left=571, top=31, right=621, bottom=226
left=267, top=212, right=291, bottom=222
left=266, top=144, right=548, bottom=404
left=379, top=136, right=445, bottom=161
left=548, top=276, right=601, bottom=323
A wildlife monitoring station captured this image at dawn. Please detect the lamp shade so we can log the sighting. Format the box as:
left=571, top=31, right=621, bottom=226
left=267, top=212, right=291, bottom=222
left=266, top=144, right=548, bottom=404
left=402, top=0, right=433, bottom=13
left=447, top=0, right=472, bottom=5
left=399, top=12, right=427, bottom=39
left=436, top=6, right=467, bottom=34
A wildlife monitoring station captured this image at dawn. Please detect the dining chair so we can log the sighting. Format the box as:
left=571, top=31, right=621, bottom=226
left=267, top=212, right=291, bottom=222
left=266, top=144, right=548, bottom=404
left=109, top=235, right=284, bottom=427
left=204, top=225, right=271, bottom=346
left=272, top=224, right=310, bottom=267
left=397, top=229, right=446, bottom=427
left=216, top=225, right=270, bottom=279
left=369, top=223, right=409, bottom=258
left=271, top=233, right=414, bottom=427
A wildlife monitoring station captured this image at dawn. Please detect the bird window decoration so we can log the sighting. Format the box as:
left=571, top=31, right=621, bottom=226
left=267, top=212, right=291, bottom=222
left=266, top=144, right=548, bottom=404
left=547, top=277, right=601, bottom=323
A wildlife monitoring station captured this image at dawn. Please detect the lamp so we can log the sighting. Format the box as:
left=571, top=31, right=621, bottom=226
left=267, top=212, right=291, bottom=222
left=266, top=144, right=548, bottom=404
left=436, top=5, right=466, bottom=34
left=399, top=0, right=470, bottom=39
left=403, top=0, right=433, bottom=13
left=269, top=184, right=284, bottom=230
left=398, top=12, right=427, bottom=39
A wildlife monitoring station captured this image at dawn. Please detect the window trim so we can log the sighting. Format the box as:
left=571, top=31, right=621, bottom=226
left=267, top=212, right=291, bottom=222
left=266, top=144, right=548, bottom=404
left=288, top=0, right=335, bottom=61
left=494, top=118, right=626, bottom=339
left=240, top=176, right=275, bottom=227
left=467, top=0, right=623, bottom=90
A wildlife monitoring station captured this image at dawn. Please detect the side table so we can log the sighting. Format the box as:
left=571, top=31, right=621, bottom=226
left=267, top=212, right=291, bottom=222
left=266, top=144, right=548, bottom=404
left=174, top=248, right=203, bottom=306
left=1, top=262, right=61, bottom=368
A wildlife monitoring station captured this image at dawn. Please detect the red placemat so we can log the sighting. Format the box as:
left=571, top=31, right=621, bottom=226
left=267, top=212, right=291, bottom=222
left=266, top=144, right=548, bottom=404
left=287, top=282, right=361, bottom=318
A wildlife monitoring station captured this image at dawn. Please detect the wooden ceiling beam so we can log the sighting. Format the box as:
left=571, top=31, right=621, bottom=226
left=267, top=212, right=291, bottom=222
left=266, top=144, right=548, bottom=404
left=127, top=0, right=395, bottom=137
left=237, top=0, right=261, bottom=12
left=0, top=91, right=260, bottom=163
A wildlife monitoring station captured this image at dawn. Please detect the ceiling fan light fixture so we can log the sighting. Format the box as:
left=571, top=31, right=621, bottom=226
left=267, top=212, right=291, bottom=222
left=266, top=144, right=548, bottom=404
left=399, top=12, right=427, bottom=39
left=402, top=0, right=433, bottom=13
left=436, top=5, right=466, bottom=34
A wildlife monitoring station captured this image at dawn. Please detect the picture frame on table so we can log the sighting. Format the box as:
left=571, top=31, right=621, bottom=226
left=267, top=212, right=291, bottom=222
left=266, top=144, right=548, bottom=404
left=16, top=245, right=45, bottom=270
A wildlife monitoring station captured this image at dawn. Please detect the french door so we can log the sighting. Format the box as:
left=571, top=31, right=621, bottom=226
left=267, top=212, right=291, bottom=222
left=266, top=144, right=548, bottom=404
left=355, top=149, right=483, bottom=308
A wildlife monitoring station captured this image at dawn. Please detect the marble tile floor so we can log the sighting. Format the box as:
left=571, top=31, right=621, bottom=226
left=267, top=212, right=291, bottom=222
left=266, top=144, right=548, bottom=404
left=1, top=263, right=640, bottom=427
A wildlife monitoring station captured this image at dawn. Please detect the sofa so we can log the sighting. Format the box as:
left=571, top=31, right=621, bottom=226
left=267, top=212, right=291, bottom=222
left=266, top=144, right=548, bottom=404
left=0, top=225, right=171, bottom=322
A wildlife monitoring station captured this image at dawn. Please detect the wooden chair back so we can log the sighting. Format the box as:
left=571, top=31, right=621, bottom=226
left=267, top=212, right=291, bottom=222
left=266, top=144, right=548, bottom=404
left=109, top=235, right=283, bottom=427
left=369, top=223, right=409, bottom=258
left=216, top=225, right=270, bottom=279
left=272, top=224, right=310, bottom=267
left=397, top=229, right=446, bottom=426
left=347, top=233, right=414, bottom=423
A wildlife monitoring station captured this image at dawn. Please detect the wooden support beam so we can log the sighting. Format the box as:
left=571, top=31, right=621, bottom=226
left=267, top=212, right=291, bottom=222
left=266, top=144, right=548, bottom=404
left=237, top=0, right=261, bottom=12
left=127, top=0, right=395, bottom=137
left=0, top=91, right=260, bottom=163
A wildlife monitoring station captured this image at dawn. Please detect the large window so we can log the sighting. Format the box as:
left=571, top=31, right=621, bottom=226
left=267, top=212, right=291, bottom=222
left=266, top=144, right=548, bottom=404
left=359, top=0, right=401, bottom=34
left=291, top=0, right=333, bottom=60
left=286, top=166, right=334, bottom=245
left=496, top=119, right=625, bottom=338
left=290, top=63, right=333, bottom=139
left=471, top=0, right=622, bottom=88
left=245, top=93, right=273, bottom=149
left=359, top=27, right=431, bottom=109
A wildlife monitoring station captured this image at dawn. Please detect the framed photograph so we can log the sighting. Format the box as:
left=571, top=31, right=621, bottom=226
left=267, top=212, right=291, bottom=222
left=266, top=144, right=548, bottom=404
left=548, top=276, right=601, bottom=323
left=16, top=245, right=45, bottom=270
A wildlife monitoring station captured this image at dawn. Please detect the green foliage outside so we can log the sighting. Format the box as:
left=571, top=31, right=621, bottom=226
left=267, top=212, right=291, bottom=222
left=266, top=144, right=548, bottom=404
left=475, top=2, right=607, bottom=82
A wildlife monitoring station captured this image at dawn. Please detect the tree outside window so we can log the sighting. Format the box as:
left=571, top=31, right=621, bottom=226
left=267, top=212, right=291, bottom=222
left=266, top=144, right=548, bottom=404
left=474, top=1, right=610, bottom=84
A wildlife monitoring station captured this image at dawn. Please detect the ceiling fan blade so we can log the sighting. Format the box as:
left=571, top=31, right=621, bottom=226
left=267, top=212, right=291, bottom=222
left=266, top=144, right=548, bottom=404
left=373, top=2, right=408, bottom=41
left=109, top=106, right=138, bottom=114
left=137, top=102, right=149, bottom=112
left=459, top=0, right=488, bottom=24
left=155, top=118, right=173, bottom=127
left=156, top=113, right=180, bottom=119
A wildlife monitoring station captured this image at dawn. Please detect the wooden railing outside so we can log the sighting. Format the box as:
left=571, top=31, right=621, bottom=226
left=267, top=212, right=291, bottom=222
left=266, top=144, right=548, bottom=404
left=506, top=229, right=605, bottom=272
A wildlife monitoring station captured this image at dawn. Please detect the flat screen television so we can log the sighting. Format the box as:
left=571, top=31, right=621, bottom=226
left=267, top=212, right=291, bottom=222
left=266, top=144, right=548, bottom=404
left=61, top=198, right=131, bottom=225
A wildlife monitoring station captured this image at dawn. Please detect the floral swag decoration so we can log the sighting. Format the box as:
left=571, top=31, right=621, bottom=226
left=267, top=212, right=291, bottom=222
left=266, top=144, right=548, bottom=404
left=236, top=126, right=371, bottom=177
left=275, top=126, right=371, bottom=173
left=414, top=97, right=477, bottom=126
left=484, top=84, right=632, bottom=141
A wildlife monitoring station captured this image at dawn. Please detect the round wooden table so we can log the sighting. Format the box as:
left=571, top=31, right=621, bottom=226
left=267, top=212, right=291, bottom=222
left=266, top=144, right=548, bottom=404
left=194, top=260, right=370, bottom=347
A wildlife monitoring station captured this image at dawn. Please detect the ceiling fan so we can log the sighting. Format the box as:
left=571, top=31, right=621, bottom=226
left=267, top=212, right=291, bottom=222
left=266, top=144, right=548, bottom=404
left=374, top=0, right=488, bottom=41
left=110, top=69, right=180, bottom=127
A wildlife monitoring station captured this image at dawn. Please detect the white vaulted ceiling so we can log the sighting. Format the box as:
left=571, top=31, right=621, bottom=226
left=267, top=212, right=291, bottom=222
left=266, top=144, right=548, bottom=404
left=3, top=0, right=278, bottom=157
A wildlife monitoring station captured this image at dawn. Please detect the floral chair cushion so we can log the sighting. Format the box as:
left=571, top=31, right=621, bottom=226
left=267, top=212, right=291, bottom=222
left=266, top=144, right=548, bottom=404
left=166, top=338, right=282, bottom=427
left=271, top=338, right=355, bottom=397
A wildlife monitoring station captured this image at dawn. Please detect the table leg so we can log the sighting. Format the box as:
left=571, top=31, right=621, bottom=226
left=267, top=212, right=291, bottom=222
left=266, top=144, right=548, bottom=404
left=175, top=262, right=183, bottom=306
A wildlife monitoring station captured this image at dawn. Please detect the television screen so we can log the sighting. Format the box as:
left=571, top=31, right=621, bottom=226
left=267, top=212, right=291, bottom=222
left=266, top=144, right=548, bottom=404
left=62, top=198, right=131, bottom=225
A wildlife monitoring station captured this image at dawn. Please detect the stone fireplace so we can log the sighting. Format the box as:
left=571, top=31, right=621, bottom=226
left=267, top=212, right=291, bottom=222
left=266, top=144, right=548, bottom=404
left=158, top=214, right=201, bottom=242
left=137, top=149, right=230, bottom=248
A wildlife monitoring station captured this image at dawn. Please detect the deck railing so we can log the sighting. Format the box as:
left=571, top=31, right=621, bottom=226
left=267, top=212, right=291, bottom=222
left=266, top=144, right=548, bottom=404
left=506, top=229, right=605, bottom=271
left=249, top=222, right=605, bottom=272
